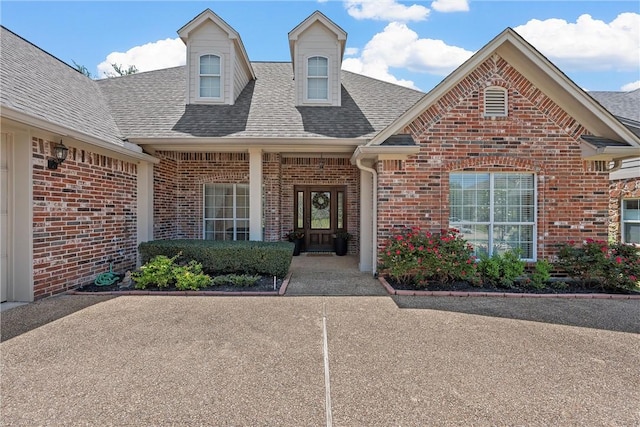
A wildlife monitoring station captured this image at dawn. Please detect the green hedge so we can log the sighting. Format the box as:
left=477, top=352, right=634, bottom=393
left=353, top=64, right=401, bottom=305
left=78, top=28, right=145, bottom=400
left=138, top=240, right=294, bottom=278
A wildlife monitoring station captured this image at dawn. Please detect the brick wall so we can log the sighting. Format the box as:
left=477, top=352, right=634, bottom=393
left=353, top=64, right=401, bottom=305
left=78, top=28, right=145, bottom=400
left=377, top=54, right=610, bottom=261
left=609, top=178, right=640, bottom=241
left=281, top=157, right=360, bottom=253
left=153, top=152, right=360, bottom=253
left=32, top=138, right=138, bottom=298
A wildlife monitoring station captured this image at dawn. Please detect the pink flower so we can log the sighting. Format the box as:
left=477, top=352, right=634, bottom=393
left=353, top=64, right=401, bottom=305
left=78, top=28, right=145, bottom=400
left=615, top=256, right=622, bottom=264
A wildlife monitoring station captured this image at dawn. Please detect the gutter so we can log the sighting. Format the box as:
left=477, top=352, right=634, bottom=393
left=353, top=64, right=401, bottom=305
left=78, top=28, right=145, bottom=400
left=355, top=158, right=378, bottom=276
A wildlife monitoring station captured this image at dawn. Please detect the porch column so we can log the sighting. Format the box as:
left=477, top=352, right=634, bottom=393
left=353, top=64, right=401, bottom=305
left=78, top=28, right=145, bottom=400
left=359, top=168, right=374, bottom=272
left=137, top=161, right=154, bottom=249
left=248, top=147, right=263, bottom=241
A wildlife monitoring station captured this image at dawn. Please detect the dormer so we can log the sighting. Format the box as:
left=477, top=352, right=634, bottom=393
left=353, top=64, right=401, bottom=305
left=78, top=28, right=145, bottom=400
left=178, top=9, right=255, bottom=105
left=288, top=11, right=347, bottom=107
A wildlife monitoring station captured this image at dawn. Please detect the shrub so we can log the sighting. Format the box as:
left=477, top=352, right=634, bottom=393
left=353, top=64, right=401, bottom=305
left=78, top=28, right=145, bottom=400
left=556, top=239, right=640, bottom=291
left=529, top=259, right=552, bottom=290
left=139, top=240, right=293, bottom=278
left=132, top=254, right=211, bottom=290
left=132, top=254, right=179, bottom=289
left=211, top=274, right=261, bottom=287
left=378, top=227, right=478, bottom=287
left=173, top=261, right=212, bottom=291
left=477, top=250, right=525, bottom=288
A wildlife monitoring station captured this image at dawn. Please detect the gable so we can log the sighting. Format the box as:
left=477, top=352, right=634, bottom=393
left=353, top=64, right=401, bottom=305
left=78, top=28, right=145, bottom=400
left=179, top=9, right=254, bottom=106
left=369, top=28, right=640, bottom=163
left=289, top=11, right=347, bottom=107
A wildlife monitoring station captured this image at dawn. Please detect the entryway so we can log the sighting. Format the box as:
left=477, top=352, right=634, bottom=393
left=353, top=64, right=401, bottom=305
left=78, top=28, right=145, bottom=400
left=285, top=254, right=387, bottom=296
left=294, top=185, right=346, bottom=253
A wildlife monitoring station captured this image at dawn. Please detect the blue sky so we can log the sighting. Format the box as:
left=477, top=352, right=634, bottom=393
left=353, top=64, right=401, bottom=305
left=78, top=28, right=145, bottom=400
left=2, top=1, right=639, bottom=92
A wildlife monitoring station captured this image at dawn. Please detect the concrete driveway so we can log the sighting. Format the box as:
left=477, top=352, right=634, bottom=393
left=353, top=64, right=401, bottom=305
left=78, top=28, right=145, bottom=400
left=2, top=295, right=639, bottom=426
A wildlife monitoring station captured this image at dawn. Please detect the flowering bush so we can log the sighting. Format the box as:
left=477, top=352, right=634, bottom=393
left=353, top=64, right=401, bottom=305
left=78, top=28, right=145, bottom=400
left=378, top=227, right=478, bottom=287
left=556, top=239, right=640, bottom=291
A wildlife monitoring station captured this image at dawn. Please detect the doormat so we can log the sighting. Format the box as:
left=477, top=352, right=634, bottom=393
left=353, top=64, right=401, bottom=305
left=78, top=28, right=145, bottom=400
left=305, top=253, right=335, bottom=256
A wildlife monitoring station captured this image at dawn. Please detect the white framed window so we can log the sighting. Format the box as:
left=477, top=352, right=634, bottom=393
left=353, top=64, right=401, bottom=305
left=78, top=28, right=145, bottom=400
left=203, top=183, right=249, bottom=241
left=484, top=86, right=507, bottom=117
left=199, top=54, right=221, bottom=99
left=449, top=172, right=536, bottom=259
left=622, top=199, right=640, bottom=244
left=307, top=56, right=328, bottom=100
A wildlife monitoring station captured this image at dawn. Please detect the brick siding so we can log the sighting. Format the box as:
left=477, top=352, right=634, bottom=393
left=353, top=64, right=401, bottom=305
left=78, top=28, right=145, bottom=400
left=153, top=153, right=360, bottom=253
left=32, top=138, right=138, bottom=298
left=609, top=178, right=640, bottom=241
left=377, top=54, right=611, bottom=261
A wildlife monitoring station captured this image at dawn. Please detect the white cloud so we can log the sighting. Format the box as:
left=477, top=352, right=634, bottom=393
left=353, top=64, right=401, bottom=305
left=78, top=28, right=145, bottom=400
left=342, top=22, right=474, bottom=90
left=621, top=80, right=640, bottom=91
left=514, top=13, right=640, bottom=71
left=345, top=0, right=430, bottom=22
left=344, top=47, right=360, bottom=56
left=431, top=0, right=469, bottom=13
left=97, top=38, right=185, bottom=77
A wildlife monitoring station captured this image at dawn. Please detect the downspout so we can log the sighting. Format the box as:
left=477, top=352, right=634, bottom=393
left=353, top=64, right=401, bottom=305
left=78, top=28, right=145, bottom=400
left=356, top=158, right=378, bottom=275
left=608, top=159, right=623, bottom=173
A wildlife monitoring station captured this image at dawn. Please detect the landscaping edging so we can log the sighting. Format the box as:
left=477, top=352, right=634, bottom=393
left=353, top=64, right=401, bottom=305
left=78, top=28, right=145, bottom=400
left=378, top=277, right=640, bottom=299
left=67, top=272, right=293, bottom=297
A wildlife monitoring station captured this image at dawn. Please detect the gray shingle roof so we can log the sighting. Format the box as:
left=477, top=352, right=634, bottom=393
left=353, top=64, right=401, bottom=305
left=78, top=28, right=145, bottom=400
left=589, top=89, right=640, bottom=122
left=0, top=26, right=124, bottom=147
left=96, top=62, right=425, bottom=140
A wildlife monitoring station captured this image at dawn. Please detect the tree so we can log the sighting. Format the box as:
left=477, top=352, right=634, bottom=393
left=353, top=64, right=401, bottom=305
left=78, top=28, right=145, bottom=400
left=71, top=61, right=138, bottom=79
left=72, top=60, right=92, bottom=78
left=106, top=63, right=138, bottom=77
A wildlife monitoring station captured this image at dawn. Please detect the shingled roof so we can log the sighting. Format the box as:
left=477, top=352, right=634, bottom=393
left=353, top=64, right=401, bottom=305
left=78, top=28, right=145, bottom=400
left=589, top=89, right=640, bottom=122
left=95, top=62, right=425, bottom=141
left=0, top=26, right=125, bottom=148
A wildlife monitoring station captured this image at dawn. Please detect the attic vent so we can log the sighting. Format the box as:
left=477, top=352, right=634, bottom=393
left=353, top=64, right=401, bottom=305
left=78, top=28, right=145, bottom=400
left=484, top=87, right=507, bottom=117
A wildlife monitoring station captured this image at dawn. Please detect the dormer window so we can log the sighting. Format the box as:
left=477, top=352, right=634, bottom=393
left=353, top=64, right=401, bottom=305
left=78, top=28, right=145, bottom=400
left=484, top=86, right=507, bottom=117
left=307, top=56, right=328, bottom=101
left=199, top=54, right=221, bottom=98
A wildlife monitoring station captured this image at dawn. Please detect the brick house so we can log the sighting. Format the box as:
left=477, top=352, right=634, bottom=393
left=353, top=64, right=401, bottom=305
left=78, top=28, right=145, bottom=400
left=1, top=9, right=639, bottom=302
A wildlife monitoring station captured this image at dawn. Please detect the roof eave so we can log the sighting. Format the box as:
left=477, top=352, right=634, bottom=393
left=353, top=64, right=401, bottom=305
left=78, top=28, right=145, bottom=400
left=350, top=145, right=420, bottom=164
left=581, top=141, right=640, bottom=161
left=1, top=106, right=159, bottom=163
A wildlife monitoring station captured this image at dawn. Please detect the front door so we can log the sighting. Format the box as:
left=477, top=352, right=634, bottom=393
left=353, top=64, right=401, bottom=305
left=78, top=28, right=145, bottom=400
left=294, top=186, right=347, bottom=252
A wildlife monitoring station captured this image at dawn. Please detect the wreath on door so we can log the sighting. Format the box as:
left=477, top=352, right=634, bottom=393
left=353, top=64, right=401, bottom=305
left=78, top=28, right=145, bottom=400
left=312, top=192, right=330, bottom=210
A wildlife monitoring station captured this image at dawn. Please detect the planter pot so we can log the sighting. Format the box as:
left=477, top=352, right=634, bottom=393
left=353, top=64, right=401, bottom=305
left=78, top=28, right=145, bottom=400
left=334, top=237, right=348, bottom=256
left=292, top=238, right=304, bottom=256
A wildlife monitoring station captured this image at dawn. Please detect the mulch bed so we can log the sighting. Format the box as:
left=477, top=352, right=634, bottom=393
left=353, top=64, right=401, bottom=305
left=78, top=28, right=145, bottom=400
left=74, top=275, right=284, bottom=294
left=386, top=277, right=640, bottom=295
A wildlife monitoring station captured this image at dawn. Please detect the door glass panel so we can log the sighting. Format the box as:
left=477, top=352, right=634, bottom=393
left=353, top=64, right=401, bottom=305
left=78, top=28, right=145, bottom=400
left=311, top=191, right=330, bottom=229
left=297, top=191, right=304, bottom=229
left=337, top=191, right=344, bottom=229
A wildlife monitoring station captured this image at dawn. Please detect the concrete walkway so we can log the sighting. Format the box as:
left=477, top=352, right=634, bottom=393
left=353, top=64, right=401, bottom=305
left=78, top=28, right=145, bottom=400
left=285, top=254, right=387, bottom=296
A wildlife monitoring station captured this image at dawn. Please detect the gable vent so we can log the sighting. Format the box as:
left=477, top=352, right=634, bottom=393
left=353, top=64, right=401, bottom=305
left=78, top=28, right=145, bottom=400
left=484, top=87, right=507, bottom=117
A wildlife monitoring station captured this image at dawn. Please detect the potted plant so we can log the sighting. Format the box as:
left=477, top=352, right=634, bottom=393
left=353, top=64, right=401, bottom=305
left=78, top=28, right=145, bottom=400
left=333, top=230, right=351, bottom=256
left=285, top=229, right=305, bottom=256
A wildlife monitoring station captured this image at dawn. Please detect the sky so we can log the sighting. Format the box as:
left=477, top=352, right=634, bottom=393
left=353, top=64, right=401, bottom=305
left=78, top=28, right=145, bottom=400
left=1, top=0, right=639, bottom=93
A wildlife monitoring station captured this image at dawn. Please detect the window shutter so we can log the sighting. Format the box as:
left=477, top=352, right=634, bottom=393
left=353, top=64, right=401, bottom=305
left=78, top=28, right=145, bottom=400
left=484, top=88, right=507, bottom=117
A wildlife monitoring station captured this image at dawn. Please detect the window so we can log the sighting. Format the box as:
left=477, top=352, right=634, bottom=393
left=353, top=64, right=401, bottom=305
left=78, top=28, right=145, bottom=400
left=449, top=173, right=536, bottom=259
left=199, top=54, right=221, bottom=98
left=307, top=56, right=328, bottom=100
left=484, top=87, right=507, bottom=117
left=622, top=199, right=640, bottom=244
left=203, top=184, right=249, bottom=241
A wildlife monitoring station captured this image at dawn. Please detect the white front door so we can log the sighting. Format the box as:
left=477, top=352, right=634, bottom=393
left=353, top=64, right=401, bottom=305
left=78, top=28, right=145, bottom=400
left=0, top=134, right=10, bottom=302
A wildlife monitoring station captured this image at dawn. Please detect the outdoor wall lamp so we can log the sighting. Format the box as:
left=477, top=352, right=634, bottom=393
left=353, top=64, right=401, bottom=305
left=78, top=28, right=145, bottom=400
left=47, top=140, right=69, bottom=170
